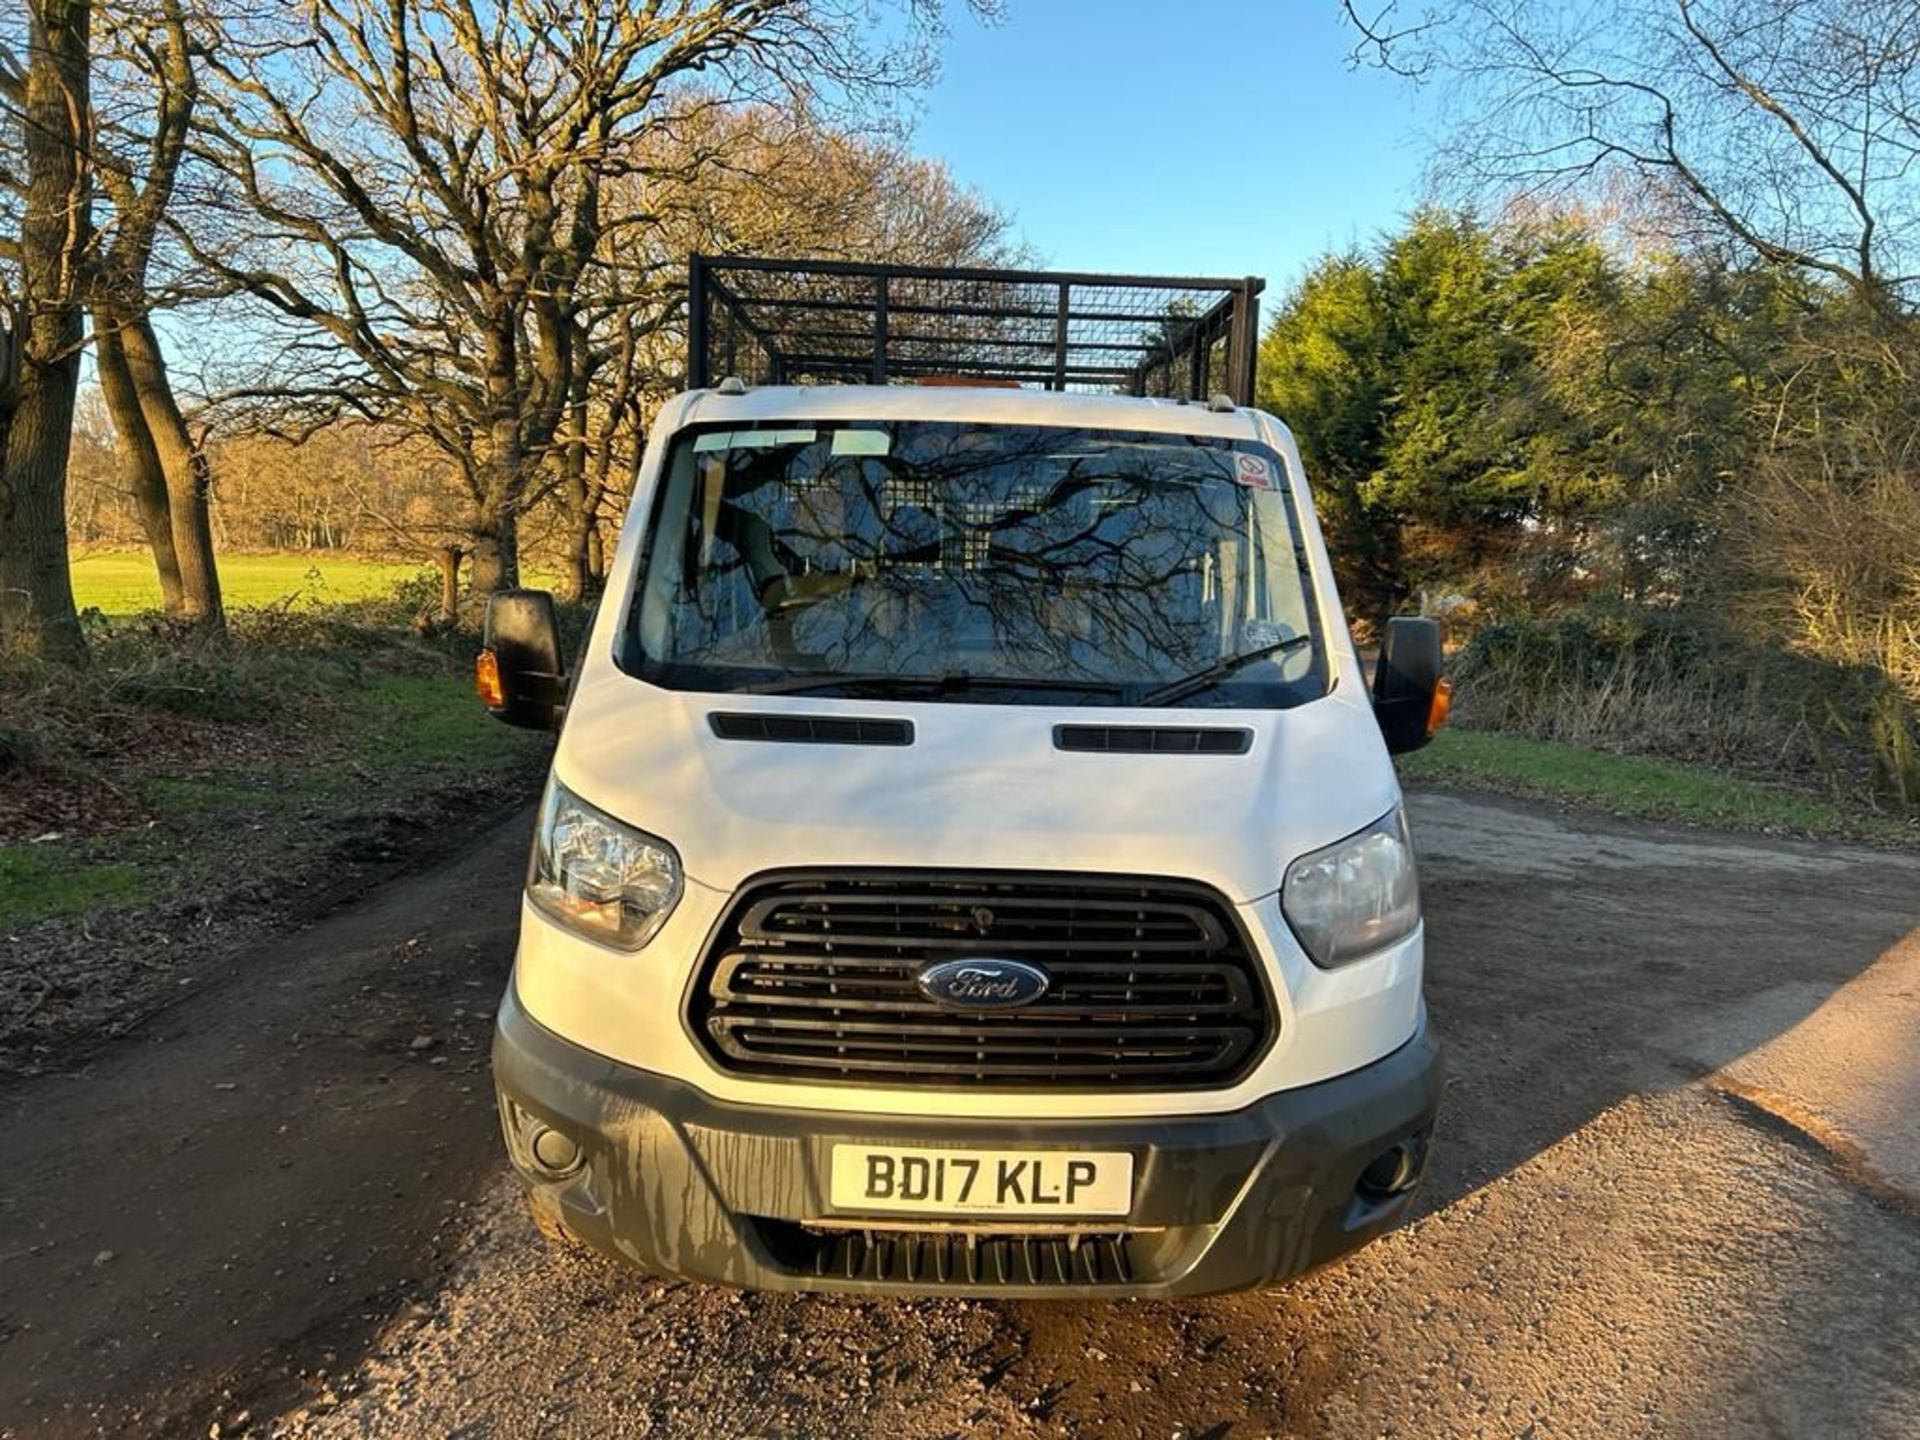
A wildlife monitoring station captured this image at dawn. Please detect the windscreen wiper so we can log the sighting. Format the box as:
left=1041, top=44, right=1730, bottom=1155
left=741, top=671, right=1127, bottom=699
left=1130, top=635, right=1313, bottom=708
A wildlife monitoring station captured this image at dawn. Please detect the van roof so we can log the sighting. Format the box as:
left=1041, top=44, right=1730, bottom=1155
left=681, top=383, right=1271, bottom=442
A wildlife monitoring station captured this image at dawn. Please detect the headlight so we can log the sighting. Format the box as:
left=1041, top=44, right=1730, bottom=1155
left=1281, top=806, right=1421, bottom=968
left=527, top=778, right=683, bottom=948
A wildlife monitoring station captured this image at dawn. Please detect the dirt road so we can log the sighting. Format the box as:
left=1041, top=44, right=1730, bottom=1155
left=2, top=791, right=1916, bottom=1438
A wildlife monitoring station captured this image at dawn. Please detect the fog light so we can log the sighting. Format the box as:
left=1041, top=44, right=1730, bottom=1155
left=528, top=1124, right=582, bottom=1177
left=1357, top=1141, right=1421, bottom=1201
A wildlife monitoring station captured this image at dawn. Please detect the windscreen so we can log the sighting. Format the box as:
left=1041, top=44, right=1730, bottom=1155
left=625, top=421, right=1325, bottom=707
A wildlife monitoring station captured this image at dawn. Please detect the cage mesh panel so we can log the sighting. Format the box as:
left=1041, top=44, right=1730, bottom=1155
left=693, top=260, right=1260, bottom=402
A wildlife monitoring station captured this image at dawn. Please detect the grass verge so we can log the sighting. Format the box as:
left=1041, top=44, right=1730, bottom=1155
left=1399, top=727, right=1919, bottom=848
left=0, top=847, right=148, bottom=924
left=0, top=590, right=555, bottom=1074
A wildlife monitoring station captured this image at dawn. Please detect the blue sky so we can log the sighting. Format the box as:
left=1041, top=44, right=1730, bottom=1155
left=914, top=1, right=1441, bottom=301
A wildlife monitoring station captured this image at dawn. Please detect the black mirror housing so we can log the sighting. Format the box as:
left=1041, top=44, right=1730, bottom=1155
left=483, top=589, right=569, bottom=731
left=1372, top=616, right=1443, bottom=754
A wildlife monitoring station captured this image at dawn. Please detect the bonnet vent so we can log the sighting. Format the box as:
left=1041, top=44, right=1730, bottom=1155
left=1053, top=725, right=1252, bottom=755
left=708, top=713, right=913, bottom=746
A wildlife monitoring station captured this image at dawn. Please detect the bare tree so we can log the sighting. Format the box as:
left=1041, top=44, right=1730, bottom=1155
left=544, top=101, right=1019, bottom=599
left=1349, top=0, right=1920, bottom=315
left=0, top=0, right=91, bottom=664
left=182, top=0, right=984, bottom=600
left=1340, top=0, right=1438, bottom=77
left=89, top=0, right=224, bottom=631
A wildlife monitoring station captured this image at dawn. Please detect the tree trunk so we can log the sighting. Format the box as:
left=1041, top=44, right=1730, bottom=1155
left=435, top=546, right=464, bottom=619
left=500, top=509, right=520, bottom=589
left=0, top=0, right=91, bottom=665
left=470, top=313, right=525, bottom=599
left=120, top=316, right=223, bottom=632
left=587, top=522, right=605, bottom=587
left=0, top=331, right=89, bottom=663
left=559, top=496, right=594, bottom=602
left=92, top=313, right=185, bottom=614
left=469, top=532, right=503, bottom=597
left=558, top=358, right=594, bottom=602
left=562, top=516, right=594, bottom=602
left=468, top=514, right=518, bottom=598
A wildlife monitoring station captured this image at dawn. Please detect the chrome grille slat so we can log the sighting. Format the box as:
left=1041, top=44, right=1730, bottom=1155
left=689, top=871, right=1274, bottom=1090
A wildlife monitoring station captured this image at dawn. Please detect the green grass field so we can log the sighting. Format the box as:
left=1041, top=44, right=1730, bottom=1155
left=71, top=550, right=429, bottom=616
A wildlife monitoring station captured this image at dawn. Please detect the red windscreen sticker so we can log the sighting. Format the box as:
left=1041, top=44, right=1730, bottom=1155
left=1232, top=453, right=1276, bottom=490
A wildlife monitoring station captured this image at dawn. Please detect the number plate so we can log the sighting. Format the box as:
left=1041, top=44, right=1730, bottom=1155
left=829, top=1145, right=1134, bottom=1217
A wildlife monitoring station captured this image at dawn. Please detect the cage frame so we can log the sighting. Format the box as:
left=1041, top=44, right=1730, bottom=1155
left=688, top=255, right=1264, bottom=406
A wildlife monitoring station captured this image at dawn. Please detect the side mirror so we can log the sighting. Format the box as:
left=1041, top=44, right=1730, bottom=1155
left=478, top=589, right=569, bottom=731
left=1372, top=616, right=1450, bottom=754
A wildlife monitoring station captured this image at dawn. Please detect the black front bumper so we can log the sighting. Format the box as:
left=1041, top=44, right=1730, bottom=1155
left=493, top=987, right=1442, bottom=1298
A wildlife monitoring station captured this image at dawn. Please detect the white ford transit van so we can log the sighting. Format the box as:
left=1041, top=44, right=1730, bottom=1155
left=479, top=259, right=1447, bottom=1297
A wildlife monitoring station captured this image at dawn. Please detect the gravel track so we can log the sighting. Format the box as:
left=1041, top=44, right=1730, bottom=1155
left=3, top=790, right=1916, bottom=1439
left=276, top=1079, right=1920, bottom=1440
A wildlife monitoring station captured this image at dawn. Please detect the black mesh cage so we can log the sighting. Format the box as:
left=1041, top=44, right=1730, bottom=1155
left=688, top=256, right=1264, bottom=405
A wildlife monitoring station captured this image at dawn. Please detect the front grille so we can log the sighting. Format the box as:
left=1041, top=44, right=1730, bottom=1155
left=688, top=872, right=1274, bottom=1090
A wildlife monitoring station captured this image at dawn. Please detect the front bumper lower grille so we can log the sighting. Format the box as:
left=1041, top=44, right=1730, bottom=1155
left=687, top=871, right=1274, bottom=1090
left=752, top=1220, right=1140, bottom=1287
